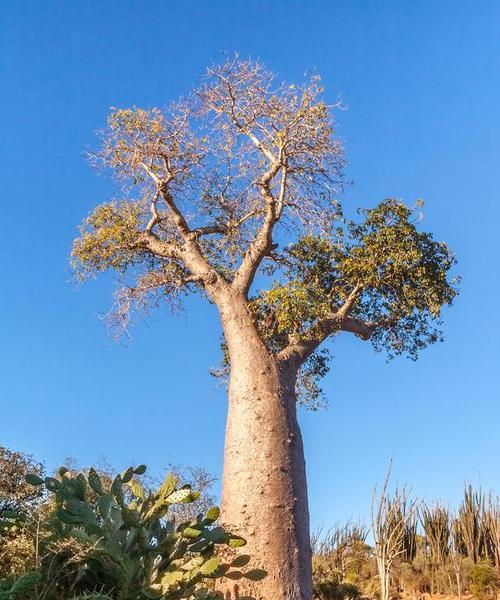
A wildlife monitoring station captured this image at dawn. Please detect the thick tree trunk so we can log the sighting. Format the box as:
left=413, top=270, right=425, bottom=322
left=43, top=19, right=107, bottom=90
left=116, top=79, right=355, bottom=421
left=216, top=299, right=313, bottom=600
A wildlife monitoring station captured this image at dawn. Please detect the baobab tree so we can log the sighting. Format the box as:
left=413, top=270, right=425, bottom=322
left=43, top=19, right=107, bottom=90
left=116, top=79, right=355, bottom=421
left=72, top=59, right=458, bottom=600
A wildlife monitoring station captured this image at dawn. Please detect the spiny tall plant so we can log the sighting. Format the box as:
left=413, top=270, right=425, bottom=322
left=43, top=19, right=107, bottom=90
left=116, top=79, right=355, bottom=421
left=482, top=494, right=500, bottom=571
left=313, top=521, right=369, bottom=581
left=421, top=503, right=451, bottom=566
left=454, top=485, right=485, bottom=563
left=450, top=516, right=464, bottom=600
left=398, top=506, right=418, bottom=564
left=371, top=470, right=418, bottom=600
left=421, top=503, right=452, bottom=593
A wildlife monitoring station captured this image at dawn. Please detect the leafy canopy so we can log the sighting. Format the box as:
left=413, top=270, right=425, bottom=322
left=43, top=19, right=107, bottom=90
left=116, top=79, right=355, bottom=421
left=71, top=58, right=458, bottom=406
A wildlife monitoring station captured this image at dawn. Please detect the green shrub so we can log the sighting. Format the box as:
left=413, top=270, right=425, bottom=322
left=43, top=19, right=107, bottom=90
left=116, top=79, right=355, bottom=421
left=313, top=580, right=361, bottom=600
left=470, top=561, right=498, bottom=599
left=0, top=447, right=45, bottom=580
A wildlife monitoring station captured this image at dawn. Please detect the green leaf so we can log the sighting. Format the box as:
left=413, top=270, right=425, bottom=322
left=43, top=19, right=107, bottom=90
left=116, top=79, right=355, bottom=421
left=25, top=474, right=44, bottom=486
left=45, top=477, right=61, bottom=492
left=121, top=507, right=141, bottom=528
left=143, top=588, right=162, bottom=599
left=121, top=466, right=134, bottom=483
left=98, top=494, right=113, bottom=518
left=200, top=557, right=220, bottom=576
left=228, top=535, right=246, bottom=548
left=161, top=570, right=185, bottom=586
left=1, top=509, right=21, bottom=520
left=64, top=498, right=97, bottom=526
left=9, top=571, right=42, bottom=595
left=134, top=464, right=147, bottom=475
left=111, top=475, right=124, bottom=506
left=127, top=479, right=146, bottom=500
left=57, top=508, right=82, bottom=524
left=182, top=526, right=203, bottom=539
left=180, top=556, right=204, bottom=571
left=203, top=506, right=220, bottom=524
left=72, top=473, right=87, bottom=500
left=86, top=523, right=103, bottom=536
left=166, top=487, right=194, bottom=504
left=206, top=526, right=229, bottom=543
left=88, top=467, right=104, bottom=495
left=156, top=473, right=178, bottom=501
left=188, top=539, right=211, bottom=553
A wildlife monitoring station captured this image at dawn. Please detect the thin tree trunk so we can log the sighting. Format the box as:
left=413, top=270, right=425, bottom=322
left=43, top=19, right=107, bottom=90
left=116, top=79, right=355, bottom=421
left=447, top=571, right=454, bottom=596
left=380, top=566, right=390, bottom=600
left=455, top=570, right=462, bottom=600
left=217, top=301, right=313, bottom=599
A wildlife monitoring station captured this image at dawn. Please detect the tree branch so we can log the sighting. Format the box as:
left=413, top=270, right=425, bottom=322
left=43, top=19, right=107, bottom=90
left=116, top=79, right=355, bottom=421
left=191, top=224, right=228, bottom=236
left=145, top=190, right=161, bottom=233
left=277, top=284, right=396, bottom=366
left=336, top=283, right=363, bottom=317
left=140, top=162, right=192, bottom=239
left=139, top=164, right=230, bottom=293
left=220, top=74, right=278, bottom=164
left=232, top=160, right=284, bottom=295
left=138, top=231, right=182, bottom=259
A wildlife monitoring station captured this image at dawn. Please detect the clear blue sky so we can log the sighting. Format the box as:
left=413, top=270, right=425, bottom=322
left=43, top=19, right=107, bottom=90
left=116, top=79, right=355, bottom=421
left=1, top=1, right=499, bottom=528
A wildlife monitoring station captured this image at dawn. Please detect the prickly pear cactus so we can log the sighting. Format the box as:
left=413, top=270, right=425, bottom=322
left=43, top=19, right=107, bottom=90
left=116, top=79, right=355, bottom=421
left=12, top=464, right=261, bottom=599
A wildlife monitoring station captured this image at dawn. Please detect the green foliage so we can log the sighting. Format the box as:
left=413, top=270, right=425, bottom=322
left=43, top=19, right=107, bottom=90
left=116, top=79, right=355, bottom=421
left=3, top=464, right=252, bottom=599
left=470, top=561, right=499, bottom=599
left=295, top=349, right=332, bottom=410
left=71, top=201, right=146, bottom=279
left=252, top=236, right=341, bottom=344
left=0, top=447, right=45, bottom=580
left=72, top=60, right=459, bottom=408
left=0, top=447, right=45, bottom=515
left=0, top=570, right=41, bottom=600
left=255, top=200, right=458, bottom=360
left=348, top=200, right=458, bottom=359
left=313, top=580, right=361, bottom=600
left=245, top=200, right=458, bottom=402
left=312, top=523, right=372, bottom=599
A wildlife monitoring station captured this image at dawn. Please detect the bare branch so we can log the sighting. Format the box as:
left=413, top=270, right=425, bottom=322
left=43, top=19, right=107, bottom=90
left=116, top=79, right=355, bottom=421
left=232, top=160, right=283, bottom=294
left=140, top=161, right=163, bottom=186
left=138, top=231, right=181, bottom=259
left=145, top=190, right=161, bottom=233
left=336, top=282, right=363, bottom=317
left=277, top=283, right=372, bottom=364
left=192, top=224, right=228, bottom=236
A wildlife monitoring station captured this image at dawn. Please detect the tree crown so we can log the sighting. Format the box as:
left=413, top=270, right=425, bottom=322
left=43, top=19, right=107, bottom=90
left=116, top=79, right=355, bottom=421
left=72, top=58, right=458, bottom=406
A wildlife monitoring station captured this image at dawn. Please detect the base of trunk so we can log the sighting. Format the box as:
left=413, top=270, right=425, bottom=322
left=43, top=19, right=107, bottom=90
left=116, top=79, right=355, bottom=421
left=217, top=348, right=312, bottom=600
